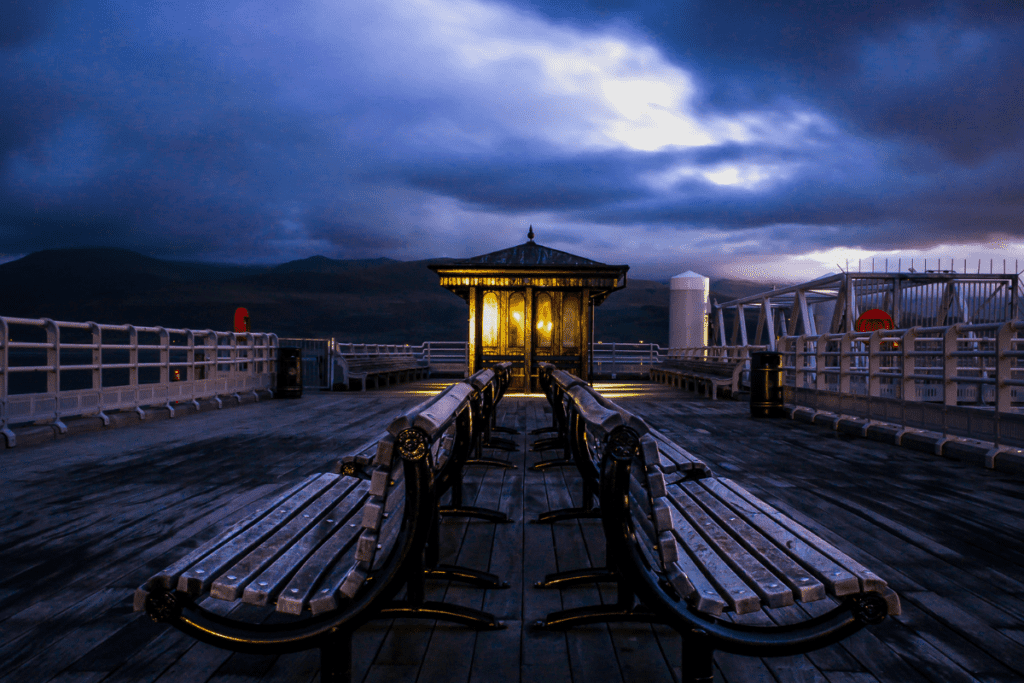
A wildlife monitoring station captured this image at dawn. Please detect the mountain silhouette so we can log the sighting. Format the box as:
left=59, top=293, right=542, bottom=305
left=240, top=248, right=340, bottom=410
left=0, top=248, right=771, bottom=345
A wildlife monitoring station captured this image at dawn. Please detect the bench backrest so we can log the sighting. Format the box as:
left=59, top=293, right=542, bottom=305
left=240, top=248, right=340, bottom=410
left=548, top=373, right=902, bottom=642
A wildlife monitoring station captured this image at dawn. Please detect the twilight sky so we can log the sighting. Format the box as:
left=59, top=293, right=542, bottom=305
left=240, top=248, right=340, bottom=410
left=2, top=0, right=1022, bottom=281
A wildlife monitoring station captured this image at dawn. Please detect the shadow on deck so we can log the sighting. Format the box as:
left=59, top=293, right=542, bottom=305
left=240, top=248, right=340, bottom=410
left=1, top=381, right=1022, bottom=683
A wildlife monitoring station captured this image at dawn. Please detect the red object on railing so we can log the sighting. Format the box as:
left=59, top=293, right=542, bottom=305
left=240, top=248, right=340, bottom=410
left=855, top=309, right=894, bottom=332
left=234, top=307, right=250, bottom=333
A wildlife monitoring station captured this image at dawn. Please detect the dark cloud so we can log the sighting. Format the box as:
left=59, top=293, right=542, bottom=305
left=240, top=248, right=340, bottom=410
left=514, top=0, right=1024, bottom=163
left=0, top=0, right=1021, bottom=278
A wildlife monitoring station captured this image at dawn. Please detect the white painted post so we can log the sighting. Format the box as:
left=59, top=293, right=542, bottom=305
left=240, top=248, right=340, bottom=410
left=840, top=331, right=854, bottom=394
left=43, top=319, right=59, bottom=397
left=943, top=324, right=961, bottom=406
left=128, top=326, right=139, bottom=389
left=157, top=327, right=170, bottom=385
left=996, top=322, right=1014, bottom=414
left=868, top=330, right=883, bottom=398
left=902, top=327, right=918, bottom=401
left=89, top=322, right=102, bottom=394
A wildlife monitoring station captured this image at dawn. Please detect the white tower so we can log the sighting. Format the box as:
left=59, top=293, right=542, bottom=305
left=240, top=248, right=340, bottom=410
left=670, top=270, right=710, bottom=349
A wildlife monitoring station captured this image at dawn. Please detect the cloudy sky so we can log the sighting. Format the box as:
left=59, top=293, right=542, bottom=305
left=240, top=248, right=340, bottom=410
left=2, top=0, right=1022, bottom=281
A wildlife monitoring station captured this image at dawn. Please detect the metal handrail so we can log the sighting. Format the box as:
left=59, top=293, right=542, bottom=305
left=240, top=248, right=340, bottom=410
left=1, top=316, right=277, bottom=445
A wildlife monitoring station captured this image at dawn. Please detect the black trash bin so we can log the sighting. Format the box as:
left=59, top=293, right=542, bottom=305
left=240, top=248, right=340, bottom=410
left=276, top=347, right=303, bottom=399
left=749, top=351, right=783, bottom=418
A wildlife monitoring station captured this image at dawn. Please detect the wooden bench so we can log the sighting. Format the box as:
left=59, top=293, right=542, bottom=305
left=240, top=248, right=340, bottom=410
left=533, top=364, right=900, bottom=683
left=135, top=370, right=512, bottom=682
left=336, top=354, right=428, bottom=391
left=650, top=357, right=746, bottom=400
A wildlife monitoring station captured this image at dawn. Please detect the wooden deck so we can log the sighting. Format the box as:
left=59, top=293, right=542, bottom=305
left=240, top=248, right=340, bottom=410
left=1, top=381, right=1023, bottom=683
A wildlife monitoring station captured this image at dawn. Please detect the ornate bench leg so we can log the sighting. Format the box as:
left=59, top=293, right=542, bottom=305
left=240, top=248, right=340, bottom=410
left=681, top=629, right=715, bottom=683
left=320, top=629, right=353, bottom=683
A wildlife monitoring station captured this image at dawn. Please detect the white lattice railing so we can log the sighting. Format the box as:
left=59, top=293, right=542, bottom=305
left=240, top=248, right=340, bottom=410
left=775, top=320, right=1024, bottom=449
left=1, top=316, right=278, bottom=445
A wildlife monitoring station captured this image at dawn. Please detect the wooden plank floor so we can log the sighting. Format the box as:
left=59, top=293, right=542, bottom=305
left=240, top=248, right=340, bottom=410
left=1, top=380, right=1023, bottom=683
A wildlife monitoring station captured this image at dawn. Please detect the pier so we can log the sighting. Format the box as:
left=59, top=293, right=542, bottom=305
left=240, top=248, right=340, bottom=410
left=2, top=381, right=1022, bottom=683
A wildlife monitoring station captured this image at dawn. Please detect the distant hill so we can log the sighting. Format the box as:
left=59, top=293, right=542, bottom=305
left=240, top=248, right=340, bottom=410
left=0, top=248, right=779, bottom=346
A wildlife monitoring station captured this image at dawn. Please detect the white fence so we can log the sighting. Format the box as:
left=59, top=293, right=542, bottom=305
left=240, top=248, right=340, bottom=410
left=1, top=316, right=277, bottom=446
left=776, top=321, right=1024, bottom=449
left=592, top=342, right=662, bottom=377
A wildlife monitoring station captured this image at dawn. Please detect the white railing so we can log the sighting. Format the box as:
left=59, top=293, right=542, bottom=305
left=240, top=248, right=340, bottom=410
left=284, top=340, right=670, bottom=386
left=591, top=342, right=663, bottom=377
left=776, top=320, right=1024, bottom=449
left=663, top=345, right=766, bottom=385
left=1, top=316, right=277, bottom=446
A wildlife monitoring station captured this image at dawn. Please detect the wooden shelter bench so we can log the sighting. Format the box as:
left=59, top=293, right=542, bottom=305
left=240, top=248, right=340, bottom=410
left=650, top=357, right=746, bottom=400
left=135, top=367, right=513, bottom=682
left=533, top=364, right=901, bottom=683
left=337, top=354, right=428, bottom=391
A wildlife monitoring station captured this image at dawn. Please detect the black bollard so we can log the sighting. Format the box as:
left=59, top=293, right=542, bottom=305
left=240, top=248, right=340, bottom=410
left=749, top=351, right=783, bottom=418
left=276, top=347, right=303, bottom=399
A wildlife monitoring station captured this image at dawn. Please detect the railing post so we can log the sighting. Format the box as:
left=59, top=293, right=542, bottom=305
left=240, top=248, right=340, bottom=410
left=128, top=326, right=139, bottom=389
left=0, top=317, right=8, bottom=407
left=943, top=324, right=961, bottom=407
left=157, top=327, right=170, bottom=385
left=868, top=330, right=883, bottom=398
left=995, top=322, right=1014, bottom=414
left=186, top=330, right=196, bottom=386
left=790, top=335, right=806, bottom=389
left=901, top=327, right=918, bottom=402
left=840, top=332, right=854, bottom=395
left=43, top=319, right=60, bottom=397
left=89, top=322, right=102, bottom=394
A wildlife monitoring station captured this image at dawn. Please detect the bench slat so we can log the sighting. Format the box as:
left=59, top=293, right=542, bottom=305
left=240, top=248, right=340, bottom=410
left=211, top=476, right=365, bottom=601
left=244, top=479, right=371, bottom=608
left=362, top=471, right=406, bottom=532
left=663, top=500, right=762, bottom=614
left=142, top=474, right=321, bottom=593
left=714, top=479, right=883, bottom=595
left=176, top=474, right=341, bottom=596
left=305, top=538, right=365, bottom=616
left=649, top=428, right=710, bottom=474
left=670, top=484, right=794, bottom=609
left=687, top=483, right=826, bottom=603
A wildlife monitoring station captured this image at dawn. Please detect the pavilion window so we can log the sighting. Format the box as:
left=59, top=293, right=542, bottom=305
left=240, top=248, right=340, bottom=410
left=536, top=293, right=553, bottom=348
left=509, top=293, right=525, bottom=348
left=482, top=292, right=499, bottom=348
left=562, top=294, right=579, bottom=348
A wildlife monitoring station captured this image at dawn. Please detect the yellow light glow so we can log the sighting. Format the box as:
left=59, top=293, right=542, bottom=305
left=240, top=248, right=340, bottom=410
left=482, top=292, right=498, bottom=347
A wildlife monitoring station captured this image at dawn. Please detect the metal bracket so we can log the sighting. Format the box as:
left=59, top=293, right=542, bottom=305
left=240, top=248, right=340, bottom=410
left=136, top=406, right=146, bottom=420
left=192, top=399, right=201, bottom=411
left=233, top=392, right=243, bottom=404
left=2, top=425, right=15, bottom=448
left=165, top=402, right=176, bottom=418
left=53, top=418, right=68, bottom=434
left=214, top=396, right=223, bottom=409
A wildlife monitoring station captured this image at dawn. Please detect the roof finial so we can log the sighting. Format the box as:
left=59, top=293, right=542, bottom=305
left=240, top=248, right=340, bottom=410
left=527, top=225, right=535, bottom=242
